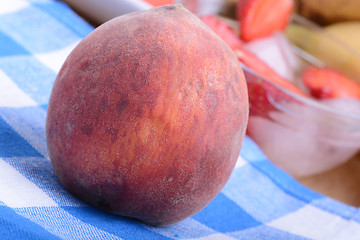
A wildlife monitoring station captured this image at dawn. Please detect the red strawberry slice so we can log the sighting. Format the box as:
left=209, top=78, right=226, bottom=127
left=201, top=14, right=306, bottom=117
left=200, top=15, right=244, bottom=50
left=234, top=46, right=306, bottom=97
left=237, top=0, right=293, bottom=42
left=245, top=70, right=281, bottom=118
left=200, top=14, right=305, bottom=97
left=301, top=66, right=360, bottom=99
left=243, top=54, right=306, bottom=118
left=142, top=0, right=174, bottom=6
left=200, top=15, right=306, bottom=96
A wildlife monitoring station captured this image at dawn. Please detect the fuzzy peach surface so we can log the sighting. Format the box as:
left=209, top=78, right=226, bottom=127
left=46, top=5, right=248, bottom=226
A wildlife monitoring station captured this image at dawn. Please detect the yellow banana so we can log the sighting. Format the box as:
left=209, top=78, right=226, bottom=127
left=286, top=19, right=360, bottom=82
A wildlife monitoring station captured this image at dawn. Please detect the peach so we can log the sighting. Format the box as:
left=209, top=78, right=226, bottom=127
left=46, top=5, right=248, bottom=226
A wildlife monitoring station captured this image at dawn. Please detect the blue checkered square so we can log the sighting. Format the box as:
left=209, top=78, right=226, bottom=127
left=0, top=5, right=83, bottom=53
left=0, top=116, right=41, bottom=157
left=0, top=31, right=30, bottom=56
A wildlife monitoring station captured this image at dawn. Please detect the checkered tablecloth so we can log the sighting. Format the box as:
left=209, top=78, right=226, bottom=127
left=1, top=0, right=360, bottom=239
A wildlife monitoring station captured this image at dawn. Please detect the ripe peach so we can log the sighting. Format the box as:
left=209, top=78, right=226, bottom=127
left=46, top=5, right=248, bottom=226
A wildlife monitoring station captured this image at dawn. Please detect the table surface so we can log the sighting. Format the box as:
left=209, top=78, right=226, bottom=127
left=298, top=152, right=360, bottom=207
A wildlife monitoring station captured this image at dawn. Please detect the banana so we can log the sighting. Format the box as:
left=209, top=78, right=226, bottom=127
left=293, top=0, right=360, bottom=25
left=325, top=21, right=360, bottom=52
left=286, top=19, right=360, bottom=82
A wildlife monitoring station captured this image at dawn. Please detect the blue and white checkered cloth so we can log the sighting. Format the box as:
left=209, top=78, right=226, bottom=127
left=1, top=0, right=360, bottom=239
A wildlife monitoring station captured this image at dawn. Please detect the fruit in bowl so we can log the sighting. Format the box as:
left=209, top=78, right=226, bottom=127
left=286, top=14, right=360, bottom=83
left=198, top=0, right=360, bottom=177
left=245, top=69, right=360, bottom=177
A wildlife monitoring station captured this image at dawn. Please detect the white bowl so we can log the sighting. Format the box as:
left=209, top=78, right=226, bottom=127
left=245, top=14, right=360, bottom=177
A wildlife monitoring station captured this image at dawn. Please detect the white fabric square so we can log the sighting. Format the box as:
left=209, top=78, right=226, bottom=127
left=0, top=0, right=29, bottom=14
left=0, top=70, right=37, bottom=107
left=234, top=155, right=247, bottom=169
left=267, top=204, right=360, bottom=240
left=0, top=158, right=57, bottom=208
left=35, top=40, right=80, bottom=73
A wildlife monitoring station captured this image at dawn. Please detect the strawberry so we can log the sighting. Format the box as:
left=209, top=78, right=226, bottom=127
left=244, top=59, right=306, bottom=118
left=237, top=46, right=307, bottom=118
left=200, top=15, right=244, bottom=50
left=201, top=14, right=306, bottom=117
left=245, top=70, right=283, bottom=118
left=142, top=0, right=174, bottom=7
left=234, top=46, right=306, bottom=97
left=201, top=14, right=305, bottom=97
left=301, top=66, right=360, bottom=99
left=237, top=0, right=293, bottom=42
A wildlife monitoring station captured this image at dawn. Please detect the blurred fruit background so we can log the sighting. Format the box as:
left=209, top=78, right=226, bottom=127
left=293, top=0, right=360, bottom=26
